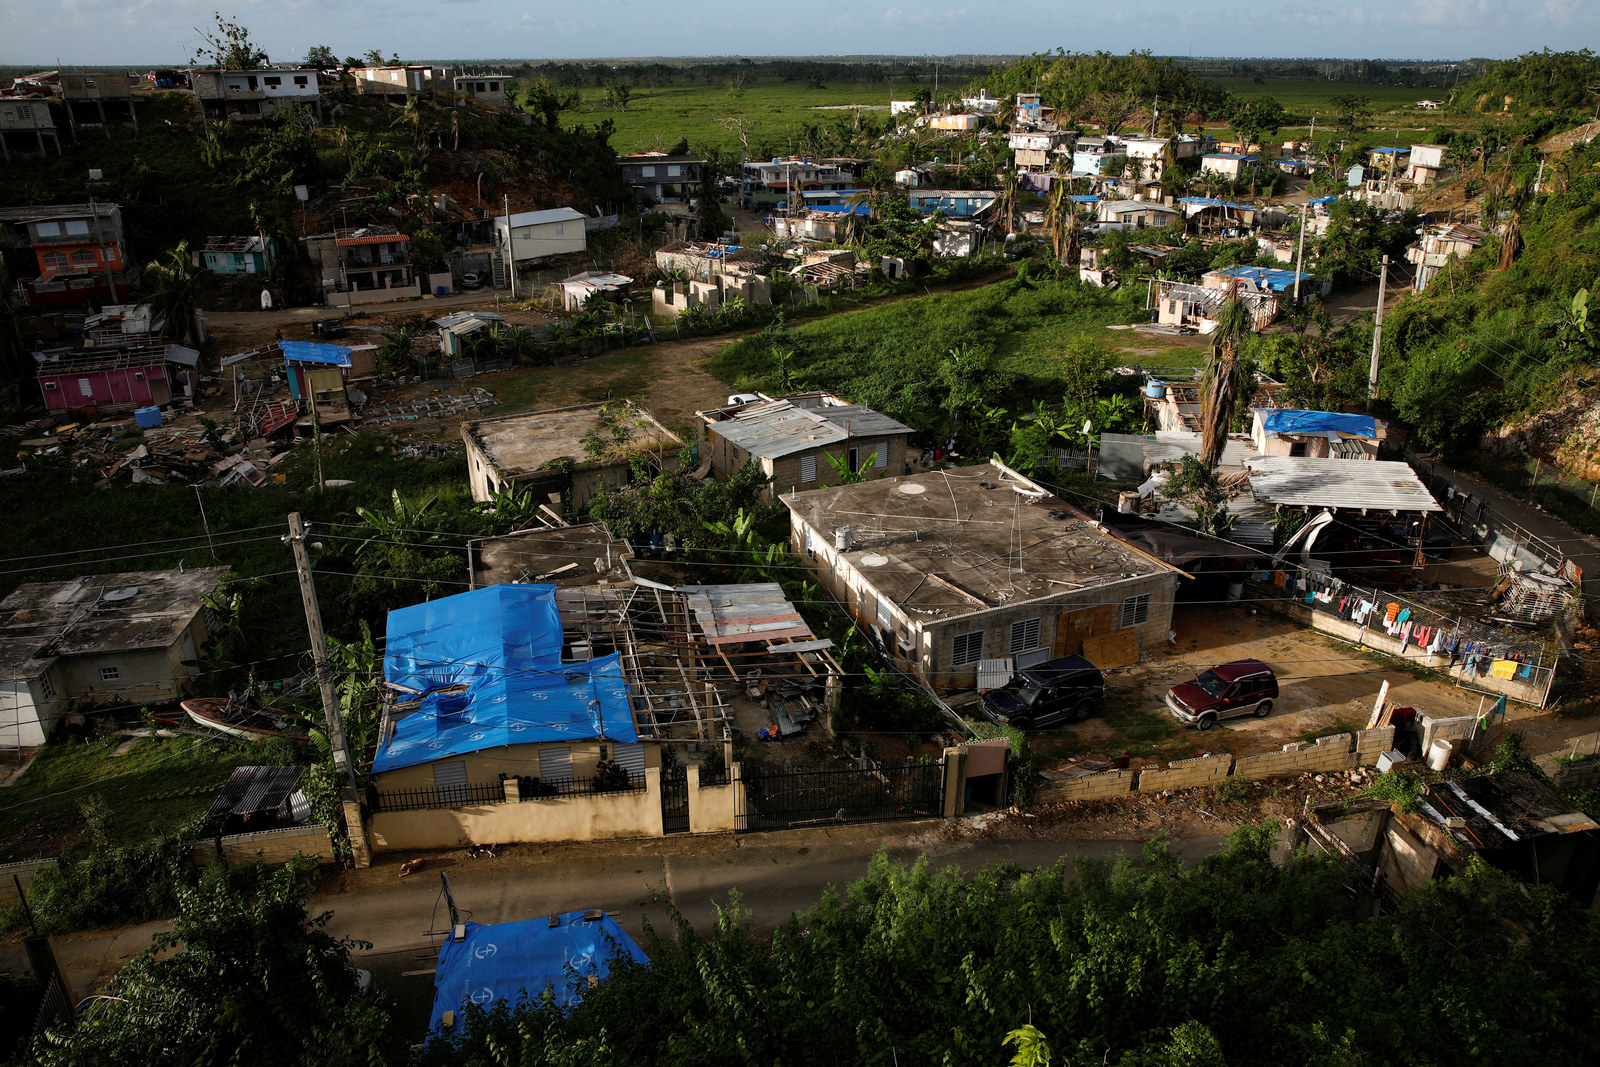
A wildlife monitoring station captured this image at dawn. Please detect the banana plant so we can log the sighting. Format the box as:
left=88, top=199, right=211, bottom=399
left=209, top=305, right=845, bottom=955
left=354, top=488, right=439, bottom=557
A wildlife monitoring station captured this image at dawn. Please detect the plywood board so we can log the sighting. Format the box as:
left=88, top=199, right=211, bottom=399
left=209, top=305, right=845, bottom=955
left=1054, top=604, right=1114, bottom=657
left=1082, top=627, right=1139, bottom=670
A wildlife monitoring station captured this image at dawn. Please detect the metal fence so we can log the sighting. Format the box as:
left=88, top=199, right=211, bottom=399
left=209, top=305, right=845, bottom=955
left=739, top=759, right=944, bottom=831
left=1402, top=447, right=1571, bottom=574
left=516, top=773, right=645, bottom=799
left=373, top=781, right=506, bottom=813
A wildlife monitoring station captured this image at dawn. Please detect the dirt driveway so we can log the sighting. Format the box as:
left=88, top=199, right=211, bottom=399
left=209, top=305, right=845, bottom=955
left=1037, top=603, right=1504, bottom=768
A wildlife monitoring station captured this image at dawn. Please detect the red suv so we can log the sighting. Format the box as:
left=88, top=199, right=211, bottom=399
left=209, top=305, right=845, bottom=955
left=1165, top=659, right=1279, bottom=731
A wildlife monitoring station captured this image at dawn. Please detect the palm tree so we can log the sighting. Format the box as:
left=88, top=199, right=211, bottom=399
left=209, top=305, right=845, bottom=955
left=144, top=242, right=204, bottom=346
left=1199, top=296, right=1253, bottom=469
left=377, top=325, right=416, bottom=374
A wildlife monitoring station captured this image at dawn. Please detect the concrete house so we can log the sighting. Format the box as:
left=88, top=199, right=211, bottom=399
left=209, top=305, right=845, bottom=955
left=696, top=393, right=913, bottom=500
left=1406, top=144, right=1448, bottom=185
left=462, top=402, right=683, bottom=513
left=1405, top=222, right=1485, bottom=290
left=453, top=74, right=510, bottom=108
left=617, top=153, right=705, bottom=203
left=784, top=461, right=1183, bottom=694
left=0, top=96, right=63, bottom=160
left=352, top=65, right=441, bottom=104
left=190, top=67, right=322, bottom=123
left=60, top=72, right=139, bottom=136
left=0, top=567, right=228, bottom=748
left=1198, top=153, right=1258, bottom=181
left=0, top=202, right=130, bottom=307
left=200, top=235, right=274, bottom=275
left=493, top=207, right=587, bottom=266
left=906, top=189, right=998, bottom=220
left=1009, top=131, right=1072, bottom=174
left=1250, top=409, right=1385, bottom=460
left=1096, top=200, right=1179, bottom=231
left=1120, top=137, right=1171, bottom=180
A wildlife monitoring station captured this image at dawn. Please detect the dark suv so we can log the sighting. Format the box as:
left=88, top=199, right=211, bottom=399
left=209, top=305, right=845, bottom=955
left=1165, top=659, right=1279, bottom=730
left=979, top=655, right=1105, bottom=731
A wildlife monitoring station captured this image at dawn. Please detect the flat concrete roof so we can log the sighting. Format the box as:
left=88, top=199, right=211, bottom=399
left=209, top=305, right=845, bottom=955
left=0, top=566, right=228, bottom=681
left=785, top=462, right=1178, bottom=620
left=469, top=524, right=632, bottom=589
left=464, top=403, right=682, bottom=477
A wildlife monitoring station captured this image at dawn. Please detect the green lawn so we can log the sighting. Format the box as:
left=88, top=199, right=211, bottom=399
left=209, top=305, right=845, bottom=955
left=0, top=728, right=285, bottom=862
left=563, top=77, right=895, bottom=155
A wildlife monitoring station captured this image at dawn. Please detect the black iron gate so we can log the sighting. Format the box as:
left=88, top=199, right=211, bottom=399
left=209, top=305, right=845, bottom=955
left=660, top=765, right=690, bottom=834
left=739, top=759, right=944, bottom=831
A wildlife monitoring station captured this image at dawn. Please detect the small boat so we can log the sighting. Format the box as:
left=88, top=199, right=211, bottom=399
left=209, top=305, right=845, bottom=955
left=182, top=696, right=308, bottom=740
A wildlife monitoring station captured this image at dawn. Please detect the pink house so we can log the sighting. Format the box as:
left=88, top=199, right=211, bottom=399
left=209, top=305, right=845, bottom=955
left=35, top=345, right=173, bottom=414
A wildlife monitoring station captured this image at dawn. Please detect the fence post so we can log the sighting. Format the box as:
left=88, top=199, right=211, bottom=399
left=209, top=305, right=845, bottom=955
left=941, top=748, right=966, bottom=818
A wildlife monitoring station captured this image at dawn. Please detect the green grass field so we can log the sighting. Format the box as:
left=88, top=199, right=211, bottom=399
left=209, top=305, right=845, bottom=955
left=563, top=77, right=898, bottom=154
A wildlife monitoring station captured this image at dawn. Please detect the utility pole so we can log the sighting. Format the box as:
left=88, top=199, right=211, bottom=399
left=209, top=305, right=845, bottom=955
left=1366, top=254, right=1389, bottom=412
left=284, top=512, right=371, bottom=867
left=88, top=198, right=119, bottom=304
left=503, top=193, right=517, bottom=300
left=1293, top=119, right=1313, bottom=304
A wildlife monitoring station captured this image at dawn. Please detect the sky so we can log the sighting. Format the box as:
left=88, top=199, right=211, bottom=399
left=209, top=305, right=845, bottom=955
left=3, top=0, right=1597, bottom=67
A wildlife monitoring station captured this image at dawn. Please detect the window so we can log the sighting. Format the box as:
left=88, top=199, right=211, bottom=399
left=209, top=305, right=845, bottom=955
left=102, top=245, right=118, bottom=263
left=98, top=665, right=120, bottom=681
left=553, top=223, right=564, bottom=235
left=264, top=76, right=282, bottom=87
left=71, top=249, right=98, bottom=265
left=1119, top=593, right=1151, bottom=629
left=641, top=166, right=656, bottom=178
left=78, top=378, right=93, bottom=397
left=16, top=105, right=32, bottom=121
left=874, top=447, right=888, bottom=469
left=539, top=746, right=573, bottom=784
left=432, top=761, right=470, bottom=805
left=803, top=525, right=815, bottom=556
left=65, top=220, right=90, bottom=236
left=488, top=82, right=500, bottom=91
left=35, top=221, right=61, bottom=237
left=952, top=632, right=984, bottom=666
left=876, top=597, right=894, bottom=631
left=800, top=454, right=817, bottom=484
left=667, top=165, right=682, bottom=177
left=847, top=447, right=861, bottom=473
left=43, top=381, right=56, bottom=391
left=293, top=76, right=308, bottom=87
left=42, top=251, right=70, bottom=272
left=1009, top=617, right=1042, bottom=653
left=38, top=674, right=55, bottom=701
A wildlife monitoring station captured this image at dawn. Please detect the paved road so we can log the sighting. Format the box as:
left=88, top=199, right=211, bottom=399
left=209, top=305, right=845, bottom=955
left=27, top=819, right=1228, bottom=1037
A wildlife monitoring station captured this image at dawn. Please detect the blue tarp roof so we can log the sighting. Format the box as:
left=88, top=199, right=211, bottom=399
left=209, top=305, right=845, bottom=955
left=1309, top=196, right=1339, bottom=205
left=1203, top=153, right=1259, bottom=162
left=1210, top=265, right=1313, bottom=292
left=811, top=204, right=869, bottom=215
left=430, top=912, right=647, bottom=1034
left=1069, top=194, right=1099, bottom=203
left=1177, top=197, right=1254, bottom=212
left=1258, top=409, right=1380, bottom=438
left=1371, top=146, right=1409, bottom=155
left=279, top=340, right=352, bottom=367
left=374, top=584, right=636, bottom=773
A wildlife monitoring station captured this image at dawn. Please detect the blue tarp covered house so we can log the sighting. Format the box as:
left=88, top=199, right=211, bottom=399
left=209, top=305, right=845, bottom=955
left=430, top=911, right=648, bottom=1035
left=1250, top=408, right=1386, bottom=460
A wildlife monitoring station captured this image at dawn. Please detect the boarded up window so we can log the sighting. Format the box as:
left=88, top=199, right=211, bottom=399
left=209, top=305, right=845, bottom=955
left=952, top=631, right=983, bottom=667
left=539, top=746, right=573, bottom=784
left=1119, top=593, right=1151, bottom=629
left=432, top=761, right=469, bottom=805
left=1009, top=617, right=1042, bottom=653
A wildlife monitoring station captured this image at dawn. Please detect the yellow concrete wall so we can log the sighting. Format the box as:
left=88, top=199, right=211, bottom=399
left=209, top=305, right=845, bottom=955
left=373, top=740, right=655, bottom=793
left=370, top=767, right=663, bottom=851
left=1035, top=768, right=1135, bottom=802
left=688, top=764, right=741, bottom=833
left=1232, top=734, right=1357, bottom=780
left=1137, top=753, right=1233, bottom=792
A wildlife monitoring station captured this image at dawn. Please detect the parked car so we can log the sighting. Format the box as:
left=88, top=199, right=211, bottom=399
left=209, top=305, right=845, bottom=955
left=1165, top=659, right=1279, bottom=730
left=459, top=271, right=483, bottom=290
left=978, top=655, right=1105, bottom=731
left=311, top=318, right=346, bottom=339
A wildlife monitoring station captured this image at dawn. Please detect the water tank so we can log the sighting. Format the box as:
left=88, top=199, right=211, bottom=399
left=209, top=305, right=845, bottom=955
left=1144, top=380, right=1167, bottom=399
left=1426, top=739, right=1453, bottom=772
left=834, top=525, right=853, bottom=551
left=134, top=405, right=163, bottom=429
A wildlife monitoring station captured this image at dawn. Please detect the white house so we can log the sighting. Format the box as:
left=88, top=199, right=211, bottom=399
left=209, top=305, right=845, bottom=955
left=492, top=207, right=588, bottom=265
left=1199, top=153, right=1258, bottom=181
left=1096, top=200, right=1180, bottom=230
left=1406, top=144, right=1448, bottom=185
left=454, top=74, right=511, bottom=108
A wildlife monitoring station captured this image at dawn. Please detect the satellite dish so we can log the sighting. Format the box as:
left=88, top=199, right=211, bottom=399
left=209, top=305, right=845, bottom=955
left=101, top=587, right=139, bottom=602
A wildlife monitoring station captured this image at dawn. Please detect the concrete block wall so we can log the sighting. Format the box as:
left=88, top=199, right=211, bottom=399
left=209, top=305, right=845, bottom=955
left=1137, top=753, right=1233, bottom=792
left=1035, top=768, right=1134, bottom=802
left=190, top=824, right=334, bottom=867
left=1233, top=737, right=1356, bottom=781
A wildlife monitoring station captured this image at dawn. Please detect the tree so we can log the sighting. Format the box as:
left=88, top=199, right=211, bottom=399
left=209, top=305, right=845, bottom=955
left=1198, top=296, right=1252, bottom=468
left=1158, top=454, right=1233, bottom=536
left=603, top=84, right=632, bottom=111
left=305, top=45, right=337, bottom=70
left=141, top=242, right=205, bottom=347
left=1226, top=95, right=1286, bottom=152
left=191, top=12, right=268, bottom=69
left=516, top=78, right=581, bottom=132
left=1328, top=91, right=1374, bottom=137
left=35, top=858, right=400, bottom=1066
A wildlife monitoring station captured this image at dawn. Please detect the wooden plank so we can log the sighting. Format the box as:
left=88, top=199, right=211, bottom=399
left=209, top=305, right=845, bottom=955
left=765, top=638, right=834, bottom=653
left=1082, top=627, right=1139, bottom=670
left=706, top=625, right=813, bottom=646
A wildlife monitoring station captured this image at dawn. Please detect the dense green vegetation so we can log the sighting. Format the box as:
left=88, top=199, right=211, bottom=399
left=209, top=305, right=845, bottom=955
left=1452, top=49, right=1600, bottom=114
left=416, top=828, right=1600, bottom=1067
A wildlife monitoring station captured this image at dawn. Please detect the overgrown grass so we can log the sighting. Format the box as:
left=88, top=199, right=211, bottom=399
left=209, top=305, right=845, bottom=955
left=563, top=78, right=894, bottom=155
left=0, top=725, right=289, bottom=863
left=709, top=275, right=1186, bottom=434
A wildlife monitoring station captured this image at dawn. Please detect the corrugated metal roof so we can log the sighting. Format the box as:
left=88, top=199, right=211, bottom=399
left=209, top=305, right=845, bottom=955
left=206, top=765, right=306, bottom=819
left=1246, top=456, right=1441, bottom=513
left=712, top=400, right=912, bottom=460
left=503, top=207, right=587, bottom=227
left=279, top=340, right=351, bottom=367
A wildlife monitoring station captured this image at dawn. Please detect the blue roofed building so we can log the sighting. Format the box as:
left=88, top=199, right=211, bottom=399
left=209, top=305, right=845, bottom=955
left=1250, top=409, right=1386, bottom=460
left=430, top=911, right=648, bottom=1036
left=1202, top=265, right=1317, bottom=295
left=906, top=189, right=999, bottom=219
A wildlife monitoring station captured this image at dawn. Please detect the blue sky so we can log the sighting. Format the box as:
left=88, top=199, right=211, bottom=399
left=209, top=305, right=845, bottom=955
left=5, top=0, right=1597, bottom=67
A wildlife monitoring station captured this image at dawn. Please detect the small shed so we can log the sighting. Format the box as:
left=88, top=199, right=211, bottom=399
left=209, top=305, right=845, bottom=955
left=280, top=340, right=352, bottom=405
left=206, top=765, right=311, bottom=835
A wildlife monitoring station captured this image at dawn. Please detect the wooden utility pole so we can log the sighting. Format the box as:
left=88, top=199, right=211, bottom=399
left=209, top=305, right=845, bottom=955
left=1366, top=254, right=1390, bottom=412
left=285, top=512, right=370, bottom=867
left=1294, top=115, right=1315, bottom=305
left=503, top=193, right=517, bottom=300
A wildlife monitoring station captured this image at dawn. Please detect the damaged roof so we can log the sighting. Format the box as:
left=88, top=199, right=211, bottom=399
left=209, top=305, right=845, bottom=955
left=1421, top=771, right=1599, bottom=852
left=785, top=462, right=1180, bottom=620
left=0, top=567, right=228, bottom=682
left=463, top=402, right=682, bottom=476
left=1245, top=456, right=1441, bottom=513
left=704, top=399, right=911, bottom=461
